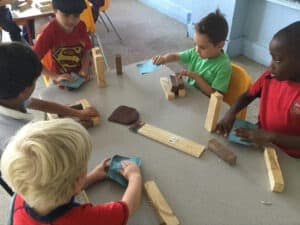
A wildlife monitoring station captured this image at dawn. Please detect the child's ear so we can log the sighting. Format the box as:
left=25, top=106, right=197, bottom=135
left=216, top=41, right=225, bottom=49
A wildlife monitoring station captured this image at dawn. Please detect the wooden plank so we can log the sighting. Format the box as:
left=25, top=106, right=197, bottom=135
left=204, top=92, right=223, bottom=132
left=92, top=47, right=106, bottom=88
left=130, top=122, right=205, bottom=158
left=207, top=139, right=237, bottom=165
left=264, top=147, right=284, bottom=192
left=144, top=181, right=180, bottom=225
left=160, top=77, right=175, bottom=100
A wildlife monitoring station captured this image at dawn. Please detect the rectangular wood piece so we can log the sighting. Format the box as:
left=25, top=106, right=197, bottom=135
left=264, top=147, right=284, bottom=192
left=130, top=122, right=205, bottom=158
left=208, top=139, right=237, bottom=165
left=160, top=77, right=175, bottom=100
left=204, top=92, right=223, bottom=132
left=144, top=180, right=180, bottom=225
left=92, top=47, right=106, bottom=88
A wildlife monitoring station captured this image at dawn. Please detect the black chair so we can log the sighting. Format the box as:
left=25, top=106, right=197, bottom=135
left=0, top=171, right=13, bottom=196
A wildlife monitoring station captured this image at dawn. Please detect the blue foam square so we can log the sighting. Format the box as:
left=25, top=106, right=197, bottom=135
left=107, top=155, right=142, bottom=187
left=137, top=60, right=160, bottom=75
left=228, top=119, right=258, bottom=146
left=59, top=72, right=85, bottom=89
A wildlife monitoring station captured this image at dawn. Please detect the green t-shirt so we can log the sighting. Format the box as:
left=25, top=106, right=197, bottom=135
left=179, top=48, right=232, bottom=93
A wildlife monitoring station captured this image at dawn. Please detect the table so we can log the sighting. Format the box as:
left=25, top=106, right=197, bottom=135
left=11, top=0, right=53, bottom=44
left=40, top=63, right=300, bottom=225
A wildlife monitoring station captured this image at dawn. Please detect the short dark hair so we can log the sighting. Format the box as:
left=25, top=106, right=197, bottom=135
left=195, top=9, right=228, bottom=45
left=52, top=0, right=86, bottom=14
left=273, top=21, right=300, bottom=59
left=0, top=42, right=42, bottom=99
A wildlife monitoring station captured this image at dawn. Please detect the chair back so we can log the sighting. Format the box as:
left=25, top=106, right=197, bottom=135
left=80, top=0, right=96, bottom=33
left=223, top=63, right=252, bottom=119
left=100, top=0, right=110, bottom=11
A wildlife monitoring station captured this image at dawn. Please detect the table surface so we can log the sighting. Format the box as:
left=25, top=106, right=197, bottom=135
left=40, top=63, right=300, bottom=225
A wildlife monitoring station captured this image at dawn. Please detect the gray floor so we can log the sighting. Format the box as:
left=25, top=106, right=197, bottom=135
left=0, top=0, right=266, bottom=223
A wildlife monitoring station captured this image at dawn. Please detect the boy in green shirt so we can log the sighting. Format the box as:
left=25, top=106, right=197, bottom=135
left=153, top=9, right=231, bottom=96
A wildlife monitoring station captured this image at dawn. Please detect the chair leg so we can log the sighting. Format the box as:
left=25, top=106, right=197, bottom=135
left=102, top=11, right=122, bottom=42
left=97, top=14, right=110, bottom=32
left=0, top=176, right=13, bottom=196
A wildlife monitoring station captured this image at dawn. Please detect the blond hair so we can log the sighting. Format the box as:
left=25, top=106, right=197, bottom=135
left=1, top=118, right=92, bottom=208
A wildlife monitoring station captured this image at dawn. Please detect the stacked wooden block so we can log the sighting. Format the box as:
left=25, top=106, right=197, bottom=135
left=160, top=75, right=186, bottom=100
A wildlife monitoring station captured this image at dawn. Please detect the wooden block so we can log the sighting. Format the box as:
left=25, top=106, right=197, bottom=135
left=177, top=77, right=184, bottom=90
left=160, top=77, right=175, bottom=100
left=178, top=88, right=186, bottom=97
left=208, top=139, right=237, bottom=165
left=144, top=181, right=180, bottom=225
left=92, top=47, right=106, bottom=88
left=169, top=75, right=179, bottom=93
left=79, top=99, right=100, bottom=126
left=264, top=147, right=284, bottom=192
left=204, top=92, right=223, bottom=132
left=35, top=1, right=52, bottom=12
left=18, top=2, right=31, bottom=12
left=130, top=121, right=205, bottom=158
left=46, top=99, right=100, bottom=127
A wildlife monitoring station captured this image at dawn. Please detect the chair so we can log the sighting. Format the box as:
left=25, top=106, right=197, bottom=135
left=97, top=0, right=122, bottom=41
left=0, top=175, right=13, bottom=196
left=223, top=63, right=252, bottom=119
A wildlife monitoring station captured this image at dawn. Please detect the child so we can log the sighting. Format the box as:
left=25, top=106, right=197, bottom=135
left=152, top=9, right=231, bottom=96
left=1, top=118, right=142, bottom=224
left=0, top=42, right=99, bottom=154
left=216, top=21, right=300, bottom=158
left=0, top=0, right=32, bottom=42
left=33, top=0, right=92, bottom=83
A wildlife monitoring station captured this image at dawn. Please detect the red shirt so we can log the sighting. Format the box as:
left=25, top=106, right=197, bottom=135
left=33, top=19, right=92, bottom=74
left=11, top=194, right=129, bottom=225
left=249, top=70, right=300, bottom=157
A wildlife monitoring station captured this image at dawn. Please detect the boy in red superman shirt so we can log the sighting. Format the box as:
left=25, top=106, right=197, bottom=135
left=33, top=0, right=92, bottom=84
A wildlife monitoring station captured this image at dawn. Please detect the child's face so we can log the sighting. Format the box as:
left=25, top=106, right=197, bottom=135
left=55, top=10, right=81, bottom=33
left=193, top=32, right=224, bottom=59
left=269, top=37, right=300, bottom=81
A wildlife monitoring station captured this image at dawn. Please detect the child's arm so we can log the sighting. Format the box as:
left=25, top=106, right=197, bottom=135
left=178, top=69, right=215, bottom=96
left=41, top=66, right=73, bottom=83
left=78, top=50, right=91, bottom=80
left=28, top=98, right=99, bottom=121
left=119, top=160, right=142, bottom=217
left=152, top=53, right=180, bottom=65
left=84, top=158, right=111, bottom=188
left=216, top=92, right=256, bottom=136
left=235, top=128, right=300, bottom=150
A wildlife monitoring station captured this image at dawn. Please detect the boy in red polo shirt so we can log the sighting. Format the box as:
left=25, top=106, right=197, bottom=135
left=1, top=119, right=142, bottom=225
left=216, top=21, right=300, bottom=158
left=33, top=0, right=92, bottom=84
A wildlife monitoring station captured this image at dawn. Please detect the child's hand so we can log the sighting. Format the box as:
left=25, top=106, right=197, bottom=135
left=234, top=128, right=275, bottom=146
left=54, top=73, right=74, bottom=83
left=119, top=160, right=141, bottom=181
left=216, top=112, right=236, bottom=136
left=178, top=69, right=194, bottom=78
left=88, top=158, right=111, bottom=181
left=78, top=69, right=92, bottom=81
left=78, top=107, right=99, bottom=121
left=152, top=55, right=166, bottom=65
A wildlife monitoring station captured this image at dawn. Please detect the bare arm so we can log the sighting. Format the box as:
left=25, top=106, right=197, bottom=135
left=119, top=161, right=142, bottom=217
left=152, top=53, right=180, bottom=64
left=78, top=50, right=91, bottom=79
left=216, top=92, right=256, bottom=135
left=28, top=98, right=99, bottom=121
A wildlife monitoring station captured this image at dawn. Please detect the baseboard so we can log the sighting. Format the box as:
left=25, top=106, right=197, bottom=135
left=243, top=40, right=271, bottom=66
left=226, top=37, right=244, bottom=57
left=138, top=0, right=191, bottom=25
